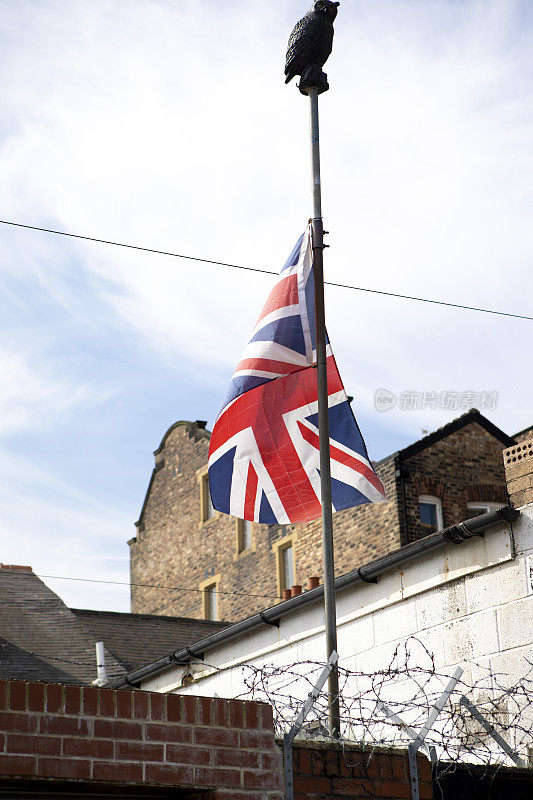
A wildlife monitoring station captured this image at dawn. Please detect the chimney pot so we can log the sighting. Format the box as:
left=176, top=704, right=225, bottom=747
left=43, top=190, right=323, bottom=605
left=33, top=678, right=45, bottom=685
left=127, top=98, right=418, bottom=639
left=282, top=589, right=291, bottom=601
left=308, top=576, right=320, bottom=590
left=291, top=584, right=302, bottom=597
left=0, top=564, right=32, bottom=572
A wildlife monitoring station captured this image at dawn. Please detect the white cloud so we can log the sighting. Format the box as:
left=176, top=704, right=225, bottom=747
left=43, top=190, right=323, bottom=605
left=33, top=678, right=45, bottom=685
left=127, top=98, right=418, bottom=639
left=1, top=1, right=530, bottom=409
left=0, top=448, right=130, bottom=610
left=0, top=0, right=532, bottom=608
left=0, top=345, right=106, bottom=434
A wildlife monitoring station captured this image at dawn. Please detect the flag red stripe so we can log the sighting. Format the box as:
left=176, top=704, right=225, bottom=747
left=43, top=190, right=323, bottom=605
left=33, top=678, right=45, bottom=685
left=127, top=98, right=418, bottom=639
left=209, top=357, right=344, bottom=523
left=256, top=274, right=299, bottom=323
left=244, top=462, right=258, bottom=520
left=297, top=421, right=385, bottom=496
left=211, top=357, right=343, bottom=453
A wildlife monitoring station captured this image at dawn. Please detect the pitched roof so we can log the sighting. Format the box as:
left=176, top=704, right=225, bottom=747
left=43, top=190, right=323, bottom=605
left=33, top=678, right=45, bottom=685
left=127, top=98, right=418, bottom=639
left=0, top=566, right=124, bottom=685
left=398, top=408, right=515, bottom=461
left=70, top=609, right=229, bottom=672
left=0, top=565, right=230, bottom=685
left=513, top=423, right=533, bottom=443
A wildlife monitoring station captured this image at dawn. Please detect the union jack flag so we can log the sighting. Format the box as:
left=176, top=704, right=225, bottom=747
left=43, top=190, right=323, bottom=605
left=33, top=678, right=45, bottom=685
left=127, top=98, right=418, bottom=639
left=208, top=225, right=385, bottom=524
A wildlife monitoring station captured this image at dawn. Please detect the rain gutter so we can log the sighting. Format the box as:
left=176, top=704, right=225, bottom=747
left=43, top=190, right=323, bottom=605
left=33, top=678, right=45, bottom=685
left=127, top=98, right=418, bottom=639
left=110, top=506, right=519, bottom=690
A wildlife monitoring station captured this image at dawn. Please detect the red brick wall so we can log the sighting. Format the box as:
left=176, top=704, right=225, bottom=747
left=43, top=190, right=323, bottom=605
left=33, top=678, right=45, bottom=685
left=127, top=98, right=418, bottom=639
left=0, top=679, right=283, bottom=799
left=293, top=741, right=433, bottom=800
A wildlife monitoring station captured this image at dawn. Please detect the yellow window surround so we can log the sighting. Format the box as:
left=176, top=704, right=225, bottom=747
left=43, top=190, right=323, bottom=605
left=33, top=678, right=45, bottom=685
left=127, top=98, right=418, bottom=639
left=272, top=531, right=297, bottom=597
left=199, top=573, right=221, bottom=621
left=197, top=468, right=217, bottom=527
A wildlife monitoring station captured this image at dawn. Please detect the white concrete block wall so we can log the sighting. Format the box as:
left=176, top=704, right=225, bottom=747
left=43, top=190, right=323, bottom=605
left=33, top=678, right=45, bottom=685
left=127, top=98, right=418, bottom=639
left=140, top=506, right=533, bottom=760
left=498, top=597, right=533, bottom=650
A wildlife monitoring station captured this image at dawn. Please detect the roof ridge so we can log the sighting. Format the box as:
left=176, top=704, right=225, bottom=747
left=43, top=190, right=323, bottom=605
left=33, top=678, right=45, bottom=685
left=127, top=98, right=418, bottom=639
left=398, top=408, right=515, bottom=460
left=70, top=608, right=229, bottom=625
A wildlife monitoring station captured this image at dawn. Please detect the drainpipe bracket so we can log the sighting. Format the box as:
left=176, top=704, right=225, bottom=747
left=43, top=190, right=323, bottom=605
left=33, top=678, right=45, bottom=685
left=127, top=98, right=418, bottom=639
left=357, top=568, right=378, bottom=584
left=260, top=611, right=280, bottom=627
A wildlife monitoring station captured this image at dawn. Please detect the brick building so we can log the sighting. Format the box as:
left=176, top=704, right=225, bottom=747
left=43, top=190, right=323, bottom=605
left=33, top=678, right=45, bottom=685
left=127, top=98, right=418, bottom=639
left=129, top=409, right=516, bottom=621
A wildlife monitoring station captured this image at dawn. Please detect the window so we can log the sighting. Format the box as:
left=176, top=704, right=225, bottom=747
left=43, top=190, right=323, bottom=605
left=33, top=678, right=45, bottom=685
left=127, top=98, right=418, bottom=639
left=204, top=584, right=218, bottom=620
left=272, top=532, right=297, bottom=596
left=466, top=501, right=505, bottom=519
left=281, top=544, right=295, bottom=591
left=198, top=471, right=215, bottom=525
left=418, top=495, right=443, bottom=532
left=200, top=575, right=220, bottom=620
left=236, top=518, right=252, bottom=554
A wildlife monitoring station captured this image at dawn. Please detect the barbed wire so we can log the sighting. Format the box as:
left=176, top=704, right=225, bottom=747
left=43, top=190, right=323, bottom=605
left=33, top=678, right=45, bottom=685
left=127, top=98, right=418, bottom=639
left=237, top=636, right=533, bottom=787
left=2, top=634, right=532, bottom=790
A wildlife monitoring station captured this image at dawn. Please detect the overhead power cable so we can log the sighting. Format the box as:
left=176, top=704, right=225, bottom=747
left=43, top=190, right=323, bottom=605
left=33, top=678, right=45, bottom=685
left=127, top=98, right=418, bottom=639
left=0, top=641, right=248, bottom=672
left=0, top=569, right=280, bottom=600
left=1, top=218, right=531, bottom=322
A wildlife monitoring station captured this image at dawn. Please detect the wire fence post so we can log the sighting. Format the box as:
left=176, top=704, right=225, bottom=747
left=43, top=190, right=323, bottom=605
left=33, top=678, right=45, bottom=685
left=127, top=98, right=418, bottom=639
left=283, top=651, right=338, bottom=800
left=403, top=666, right=463, bottom=800
left=459, top=694, right=527, bottom=768
left=377, top=701, right=437, bottom=763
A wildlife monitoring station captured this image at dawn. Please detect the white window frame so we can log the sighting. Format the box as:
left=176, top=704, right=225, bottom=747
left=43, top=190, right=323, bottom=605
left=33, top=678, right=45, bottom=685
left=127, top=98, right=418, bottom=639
left=272, top=532, right=297, bottom=597
left=280, top=544, right=295, bottom=592
left=200, top=574, right=220, bottom=621
left=467, top=501, right=505, bottom=517
left=418, top=494, right=443, bottom=531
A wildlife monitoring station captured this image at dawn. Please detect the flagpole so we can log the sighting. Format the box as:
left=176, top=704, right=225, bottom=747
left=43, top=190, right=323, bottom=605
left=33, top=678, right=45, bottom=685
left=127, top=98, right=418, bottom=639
left=308, top=86, right=341, bottom=739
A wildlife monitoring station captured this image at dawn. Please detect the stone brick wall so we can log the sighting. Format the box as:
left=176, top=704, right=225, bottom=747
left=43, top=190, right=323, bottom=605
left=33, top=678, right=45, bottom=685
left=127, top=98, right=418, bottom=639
left=129, top=422, right=401, bottom=621
left=130, top=421, right=242, bottom=618
left=503, top=439, right=533, bottom=508
left=514, top=425, right=533, bottom=444
left=0, top=679, right=282, bottom=799
left=130, top=416, right=511, bottom=621
left=292, top=741, right=433, bottom=800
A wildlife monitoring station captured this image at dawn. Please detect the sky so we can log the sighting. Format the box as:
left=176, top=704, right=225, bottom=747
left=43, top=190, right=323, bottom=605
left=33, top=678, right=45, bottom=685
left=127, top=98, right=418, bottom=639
left=0, top=0, right=532, bottom=612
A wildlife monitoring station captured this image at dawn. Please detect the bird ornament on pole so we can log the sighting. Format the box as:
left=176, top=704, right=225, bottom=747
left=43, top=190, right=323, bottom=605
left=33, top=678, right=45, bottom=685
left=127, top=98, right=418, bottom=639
left=284, top=0, right=340, bottom=95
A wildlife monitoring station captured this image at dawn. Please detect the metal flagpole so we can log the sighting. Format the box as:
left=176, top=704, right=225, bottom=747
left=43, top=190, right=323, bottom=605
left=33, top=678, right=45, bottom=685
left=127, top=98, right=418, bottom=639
left=308, top=86, right=341, bottom=739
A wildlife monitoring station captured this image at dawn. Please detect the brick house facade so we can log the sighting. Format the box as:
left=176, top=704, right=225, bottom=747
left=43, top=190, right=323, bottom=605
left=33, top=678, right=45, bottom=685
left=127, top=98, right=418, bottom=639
left=129, top=410, right=515, bottom=621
